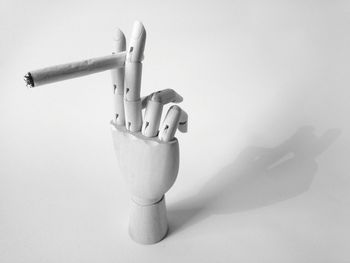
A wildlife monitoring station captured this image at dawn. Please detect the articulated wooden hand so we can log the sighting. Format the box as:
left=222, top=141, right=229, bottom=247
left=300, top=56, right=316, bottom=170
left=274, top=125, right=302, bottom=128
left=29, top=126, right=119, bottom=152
left=110, top=21, right=188, bottom=244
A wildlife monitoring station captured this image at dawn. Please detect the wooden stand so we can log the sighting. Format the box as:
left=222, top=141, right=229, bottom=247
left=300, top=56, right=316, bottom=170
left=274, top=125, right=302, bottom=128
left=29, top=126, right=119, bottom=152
left=129, top=195, right=168, bottom=244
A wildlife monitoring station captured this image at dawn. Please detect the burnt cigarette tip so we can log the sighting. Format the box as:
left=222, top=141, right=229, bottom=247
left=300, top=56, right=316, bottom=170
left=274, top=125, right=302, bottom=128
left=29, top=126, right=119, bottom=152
left=24, top=72, right=34, bottom=88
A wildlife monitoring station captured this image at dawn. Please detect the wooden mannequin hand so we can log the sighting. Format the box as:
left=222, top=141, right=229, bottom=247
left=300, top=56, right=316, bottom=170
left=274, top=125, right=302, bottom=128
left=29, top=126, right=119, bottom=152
left=110, top=21, right=187, bottom=202
left=109, top=21, right=188, bottom=244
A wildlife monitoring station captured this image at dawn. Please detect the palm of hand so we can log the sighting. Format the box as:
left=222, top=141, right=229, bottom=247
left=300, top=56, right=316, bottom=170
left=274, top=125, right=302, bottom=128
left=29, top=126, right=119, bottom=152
left=111, top=124, right=180, bottom=205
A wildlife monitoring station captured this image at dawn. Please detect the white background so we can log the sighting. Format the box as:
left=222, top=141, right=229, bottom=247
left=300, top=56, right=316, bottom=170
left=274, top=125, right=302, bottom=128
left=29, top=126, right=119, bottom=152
left=1, top=0, right=349, bottom=262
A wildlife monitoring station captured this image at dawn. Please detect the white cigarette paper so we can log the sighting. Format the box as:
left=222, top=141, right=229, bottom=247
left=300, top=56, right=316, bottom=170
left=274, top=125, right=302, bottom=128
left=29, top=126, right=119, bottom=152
left=25, top=51, right=126, bottom=87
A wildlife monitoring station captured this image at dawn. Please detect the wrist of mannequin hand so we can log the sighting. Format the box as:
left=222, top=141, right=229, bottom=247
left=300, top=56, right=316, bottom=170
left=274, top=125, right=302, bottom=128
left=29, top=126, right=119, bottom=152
left=131, top=195, right=165, bottom=206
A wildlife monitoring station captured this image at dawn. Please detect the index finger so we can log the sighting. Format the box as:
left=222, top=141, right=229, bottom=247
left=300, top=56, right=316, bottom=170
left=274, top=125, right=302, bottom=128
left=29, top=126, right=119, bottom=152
left=111, top=28, right=126, bottom=126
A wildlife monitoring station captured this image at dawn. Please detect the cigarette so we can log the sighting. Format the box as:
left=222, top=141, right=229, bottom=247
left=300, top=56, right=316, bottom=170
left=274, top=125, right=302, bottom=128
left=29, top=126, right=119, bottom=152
left=25, top=51, right=126, bottom=88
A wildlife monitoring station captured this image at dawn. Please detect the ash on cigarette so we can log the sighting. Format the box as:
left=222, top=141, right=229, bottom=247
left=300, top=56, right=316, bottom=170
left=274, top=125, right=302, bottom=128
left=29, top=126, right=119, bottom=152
left=24, top=73, right=34, bottom=88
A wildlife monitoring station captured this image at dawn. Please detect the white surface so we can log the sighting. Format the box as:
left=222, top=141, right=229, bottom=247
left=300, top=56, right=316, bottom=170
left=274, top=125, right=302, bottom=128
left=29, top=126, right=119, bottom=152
left=1, top=0, right=349, bottom=262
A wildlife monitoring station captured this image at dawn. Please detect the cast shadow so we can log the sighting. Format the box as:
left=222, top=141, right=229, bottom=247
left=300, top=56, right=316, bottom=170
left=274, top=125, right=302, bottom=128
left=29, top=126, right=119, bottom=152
left=168, top=126, right=341, bottom=236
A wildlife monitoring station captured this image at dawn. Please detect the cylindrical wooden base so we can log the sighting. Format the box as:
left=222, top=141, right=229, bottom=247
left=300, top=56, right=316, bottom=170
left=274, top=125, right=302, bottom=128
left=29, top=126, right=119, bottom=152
left=129, top=195, right=168, bottom=244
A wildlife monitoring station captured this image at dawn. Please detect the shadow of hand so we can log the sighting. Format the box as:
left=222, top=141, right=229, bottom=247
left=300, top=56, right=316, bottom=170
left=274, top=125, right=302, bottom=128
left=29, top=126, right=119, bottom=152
left=168, top=126, right=341, bottom=235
